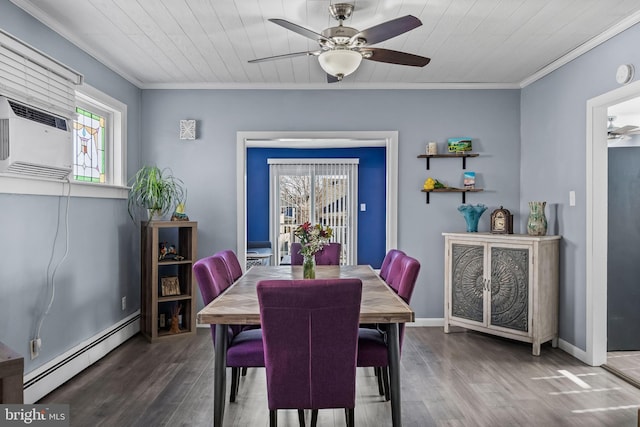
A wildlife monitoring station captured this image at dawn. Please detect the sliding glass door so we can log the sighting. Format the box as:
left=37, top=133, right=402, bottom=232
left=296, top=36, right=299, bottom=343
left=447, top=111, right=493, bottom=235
left=269, top=159, right=358, bottom=265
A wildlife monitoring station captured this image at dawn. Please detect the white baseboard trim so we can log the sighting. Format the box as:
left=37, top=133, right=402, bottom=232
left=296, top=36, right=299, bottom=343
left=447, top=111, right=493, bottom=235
left=23, top=310, right=140, bottom=403
left=557, top=338, right=590, bottom=366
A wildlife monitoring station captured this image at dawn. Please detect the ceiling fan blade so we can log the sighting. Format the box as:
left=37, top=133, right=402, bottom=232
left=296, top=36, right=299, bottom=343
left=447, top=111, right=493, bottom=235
left=361, top=48, right=430, bottom=67
left=351, top=15, right=422, bottom=45
left=269, top=18, right=332, bottom=44
left=248, top=50, right=320, bottom=63
left=609, top=125, right=640, bottom=135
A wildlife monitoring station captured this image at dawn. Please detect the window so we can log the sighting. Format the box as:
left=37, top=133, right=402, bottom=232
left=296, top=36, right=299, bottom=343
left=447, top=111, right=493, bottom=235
left=0, top=84, right=128, bottom=198
left=73, top=85, right=126, bottom=192
left=268, top=159, right=358, bottom=265
left=74, top=106, right=106, bottom=183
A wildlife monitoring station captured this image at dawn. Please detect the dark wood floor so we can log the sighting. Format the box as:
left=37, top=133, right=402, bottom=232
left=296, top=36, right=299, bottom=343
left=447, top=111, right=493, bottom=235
left=605, top=351, right=640, bottom=389
left=39, top=327, right=640, bottom=426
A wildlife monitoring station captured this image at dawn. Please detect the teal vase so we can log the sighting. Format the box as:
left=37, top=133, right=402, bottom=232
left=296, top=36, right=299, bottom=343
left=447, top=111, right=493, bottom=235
left=458, top=204, right=487, bottom=232
left=527, top=201, right=547, bottom=236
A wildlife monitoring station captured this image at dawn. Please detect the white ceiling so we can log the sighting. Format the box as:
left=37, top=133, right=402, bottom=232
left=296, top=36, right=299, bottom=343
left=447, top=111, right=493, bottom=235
left=10, top=0, right=640, bottom=89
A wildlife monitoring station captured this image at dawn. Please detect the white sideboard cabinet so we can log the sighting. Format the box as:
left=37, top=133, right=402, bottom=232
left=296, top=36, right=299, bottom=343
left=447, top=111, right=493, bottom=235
left=443, top=232, right=560, bottom=355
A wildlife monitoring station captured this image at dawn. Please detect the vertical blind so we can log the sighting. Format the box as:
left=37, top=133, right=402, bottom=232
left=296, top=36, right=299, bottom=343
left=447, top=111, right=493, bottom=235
left=268, top=158, right=359, bottom=265
left=0, top=29, right=83, bottom=119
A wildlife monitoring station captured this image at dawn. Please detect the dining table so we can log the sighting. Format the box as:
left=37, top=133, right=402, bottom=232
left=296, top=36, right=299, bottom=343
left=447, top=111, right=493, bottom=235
left=196, top=264, right=415, bottom=427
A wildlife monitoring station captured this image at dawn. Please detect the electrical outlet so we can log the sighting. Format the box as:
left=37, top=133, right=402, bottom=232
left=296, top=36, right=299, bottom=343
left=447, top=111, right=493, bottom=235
left=30, top=339, right=40, bottom=360
left=121, top=296, right=126, bottom=311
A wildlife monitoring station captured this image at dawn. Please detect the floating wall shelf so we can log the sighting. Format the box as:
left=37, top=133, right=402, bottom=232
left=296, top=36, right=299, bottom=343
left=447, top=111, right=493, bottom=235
left=417, top=153, right=479, bottom=170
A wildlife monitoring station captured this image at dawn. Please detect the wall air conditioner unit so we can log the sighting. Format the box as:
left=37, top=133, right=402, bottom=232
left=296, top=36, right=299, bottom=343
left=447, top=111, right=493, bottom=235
left=0, top=96, right=73, bottom=180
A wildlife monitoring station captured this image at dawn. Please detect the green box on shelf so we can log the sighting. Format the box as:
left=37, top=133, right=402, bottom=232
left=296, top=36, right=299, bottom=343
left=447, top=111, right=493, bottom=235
left=447, top=137, right=472, bottom=152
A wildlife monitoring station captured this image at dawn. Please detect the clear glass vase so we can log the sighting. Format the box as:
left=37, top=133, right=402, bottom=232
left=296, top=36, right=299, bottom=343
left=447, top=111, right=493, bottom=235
left=303, top=255, right=316, bottom=279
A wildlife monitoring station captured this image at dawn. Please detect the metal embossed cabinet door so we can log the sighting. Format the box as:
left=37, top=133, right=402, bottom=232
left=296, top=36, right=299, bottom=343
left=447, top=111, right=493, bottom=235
left=488, top=244, right=532, bottom=337
left=448, top=242, right=486, bottom=327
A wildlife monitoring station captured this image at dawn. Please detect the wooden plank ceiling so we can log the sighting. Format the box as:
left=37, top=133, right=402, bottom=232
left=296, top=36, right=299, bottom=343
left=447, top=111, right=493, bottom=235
left=9, top=0, right=640, bottom=88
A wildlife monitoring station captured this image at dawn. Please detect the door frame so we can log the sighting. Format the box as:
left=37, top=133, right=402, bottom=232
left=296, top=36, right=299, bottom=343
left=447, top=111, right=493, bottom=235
left=236, top=131, right=398, bottom=269
left=586, top=79, right=640, bottom=365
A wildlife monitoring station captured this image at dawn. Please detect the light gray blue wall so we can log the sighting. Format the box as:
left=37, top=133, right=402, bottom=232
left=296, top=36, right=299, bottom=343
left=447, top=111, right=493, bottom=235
left=521, top=23, right=640, bottom=350
left=0, top=2, right=142, bottom=371
left=141, top=89, right=521, bottom=318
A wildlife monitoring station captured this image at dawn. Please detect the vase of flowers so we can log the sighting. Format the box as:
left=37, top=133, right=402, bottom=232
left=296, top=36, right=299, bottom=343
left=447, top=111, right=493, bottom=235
left=293, top=222, right=333, bottom=279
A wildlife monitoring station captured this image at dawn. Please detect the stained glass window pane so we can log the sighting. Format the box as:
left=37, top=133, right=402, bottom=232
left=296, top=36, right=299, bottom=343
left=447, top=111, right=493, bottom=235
left=73, top=106, right=106, bottom=183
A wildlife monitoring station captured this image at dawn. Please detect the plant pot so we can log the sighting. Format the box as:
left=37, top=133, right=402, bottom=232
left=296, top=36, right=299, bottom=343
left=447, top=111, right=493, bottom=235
left=147, top=208, right=164, bottom=221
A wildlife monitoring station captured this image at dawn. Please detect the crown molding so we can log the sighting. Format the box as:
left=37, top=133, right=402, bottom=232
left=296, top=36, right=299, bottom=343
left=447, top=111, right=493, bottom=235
left=519, top=9, right=640, bottom=88
left=12, top=0, right=640, bottom=91
left=9, top=0, right=145, bottom=88
left=140, top=82, right=521, bottom=90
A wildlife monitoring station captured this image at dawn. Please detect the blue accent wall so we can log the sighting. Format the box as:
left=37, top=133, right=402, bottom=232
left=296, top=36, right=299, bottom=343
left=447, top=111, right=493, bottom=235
left=247, top=147, right=386, bottom=267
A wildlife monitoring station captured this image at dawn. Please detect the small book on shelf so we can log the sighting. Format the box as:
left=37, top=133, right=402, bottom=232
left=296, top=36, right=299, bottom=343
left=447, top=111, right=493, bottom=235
left=463, top=171, right=476, bottom=189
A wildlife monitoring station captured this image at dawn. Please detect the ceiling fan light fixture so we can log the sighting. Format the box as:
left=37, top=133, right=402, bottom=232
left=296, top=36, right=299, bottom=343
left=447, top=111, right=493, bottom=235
left=318, top=49, right=362, bottom=79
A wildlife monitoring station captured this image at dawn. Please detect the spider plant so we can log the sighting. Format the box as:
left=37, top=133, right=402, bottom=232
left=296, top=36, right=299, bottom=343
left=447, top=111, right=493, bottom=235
left=127, top=166, right=184, bottom=222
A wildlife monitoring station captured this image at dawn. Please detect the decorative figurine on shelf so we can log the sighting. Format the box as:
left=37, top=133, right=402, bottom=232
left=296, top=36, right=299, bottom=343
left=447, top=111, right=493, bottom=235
left=171, top=202, right=189, bottom=221
left=159, top=241, right=168, bottom=260
left=158, top=242, right=184, bottom=261
left=169, top=304, right=182, bottom=334
left=458, top=204, right=487, bottom=232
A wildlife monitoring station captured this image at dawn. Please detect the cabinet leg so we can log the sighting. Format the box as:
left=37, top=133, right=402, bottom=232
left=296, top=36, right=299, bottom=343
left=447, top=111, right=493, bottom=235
left=552, top=336, right=558, bottom=348
left=532, top=340, right=541, bottom=356
left=444, top=322, right=450, bottom=333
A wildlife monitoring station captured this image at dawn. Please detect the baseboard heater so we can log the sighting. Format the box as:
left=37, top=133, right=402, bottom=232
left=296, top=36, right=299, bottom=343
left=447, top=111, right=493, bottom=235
left=23, top=311, right=140, bottom=403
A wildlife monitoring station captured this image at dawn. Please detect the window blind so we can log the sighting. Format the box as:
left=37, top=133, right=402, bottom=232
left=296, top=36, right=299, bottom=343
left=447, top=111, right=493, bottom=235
left=268, top=159, right=359, bottom=265
left=0, top=29, right=83, bottom=119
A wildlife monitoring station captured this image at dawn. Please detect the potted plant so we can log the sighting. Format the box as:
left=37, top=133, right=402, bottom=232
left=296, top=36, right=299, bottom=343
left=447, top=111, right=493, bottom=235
left=127, top=166, right=184, bottom=222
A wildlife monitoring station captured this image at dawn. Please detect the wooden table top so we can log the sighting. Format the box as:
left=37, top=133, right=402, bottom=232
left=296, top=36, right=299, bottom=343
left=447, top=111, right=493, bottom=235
left=197, top=265, right=415, bottom=325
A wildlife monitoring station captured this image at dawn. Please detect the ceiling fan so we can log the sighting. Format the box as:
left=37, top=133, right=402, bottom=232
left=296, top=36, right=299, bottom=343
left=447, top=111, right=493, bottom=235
left=248, top=3, right=430, bottom=82
left=608, top=116, right=640, bottom=140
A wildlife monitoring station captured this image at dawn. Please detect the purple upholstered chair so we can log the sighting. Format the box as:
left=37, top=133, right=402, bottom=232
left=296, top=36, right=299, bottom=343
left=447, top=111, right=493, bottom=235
left=384, top=251, right=407, bottom=294
left=290, top=242, right=304, bottom=266
left=215, top=249, right=244, bottom=281
left=290, top=242, right=342, bottom=266
left=314, top=242, right=341, bottom=265
left=257, top=278, right=363, bottom=427
left=358, top=254, right=420, bottom=401
left=194, top=255, right=264, bottom=402
left=379, top=249, right=405, bottom=282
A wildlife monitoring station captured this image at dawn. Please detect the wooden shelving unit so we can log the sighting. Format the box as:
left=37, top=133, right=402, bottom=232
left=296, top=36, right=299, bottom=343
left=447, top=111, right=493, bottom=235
left=141, top=220, right=197, bottom=342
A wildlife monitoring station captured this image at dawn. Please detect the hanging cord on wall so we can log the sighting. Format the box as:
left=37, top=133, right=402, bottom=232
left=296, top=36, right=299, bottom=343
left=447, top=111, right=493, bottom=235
left=33, top=178, right=72, bottom=351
